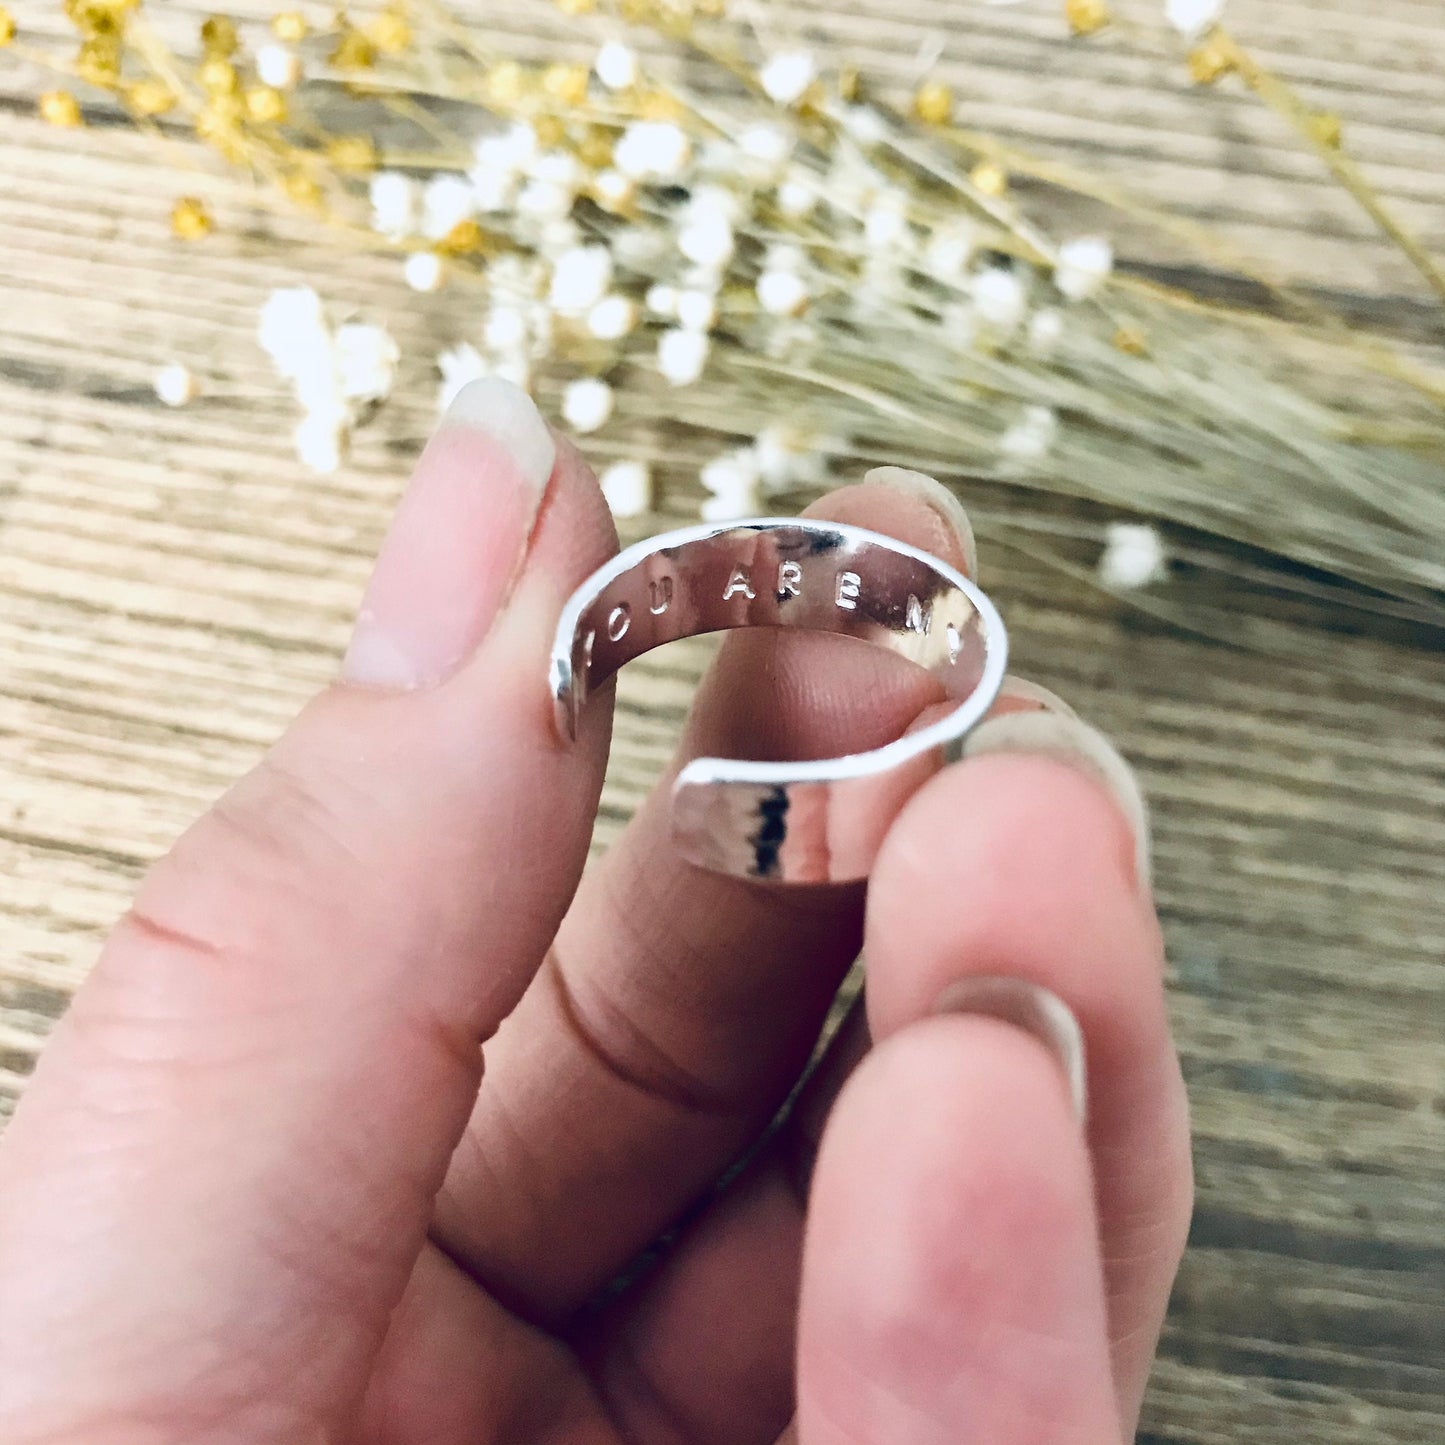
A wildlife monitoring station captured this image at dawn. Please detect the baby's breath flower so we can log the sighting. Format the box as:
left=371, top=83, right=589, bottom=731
left=864, top=189, right=909, bottom=252
left=549, top=245, right=613, bottom=315
left=1054, top=235, right=1113, bottom=300
left=473, top=122, right=538, bottom=179
left=517, top=178, right=574, bottom=222
left=759, top=50, right=816, bottom=107
left=594, top=39, right=638, bottom=91
left=1099, top=521, right=1168, bottom=588
left=334, top=322, right=399, bottom=405
left=776, top=173, right=817, bottom=220
left=738, top=122, right=793, bottom=181
left=838, top=104, right=887, bottom=146
left=404, top=251, right=444, bottom=292
left=615, top=121, right=692, bottom=182
left=658, top=327, right=710, bottom=386
left=700, top=448, right=763, bottom=520
left=758, top=267, right=809, bottom=317
left=676, top=288, right=719, bottom=332
left=593, top=168, right=636, bottom=212
left=154, top=362, right=198, bottom=408
left=294, top=406, right=347, bottom=473
left=923, top=219, right=978, bottom=279
left=586, top=294, right=638, bottom=340
left=436, top=341, right=487, bottom=411
left=484, top=304, right=529, bottom=354
left=562, top=376, right=615, bottom=433
left=755, top=423, right=825, bottom=493
left=256, top=42, right=302, bottom=90
left=1027, top=307, right=1064, bottom=354
left=1000, top=404, right=1059, bottom=461
left=370, top=172, right=417, bottom=240
left=1165, top=0, right=1224, bottom=39
left=678, top=210, right=735, bottom=270
left=646, top=283, right=679, bottom=318
left=971, top=265, right=1028, bottom=332
left=599, top=460, right=653, bottom=518
left=258, top=286, right=330, bottom=385
left=421, top=175, right=476, bottom=242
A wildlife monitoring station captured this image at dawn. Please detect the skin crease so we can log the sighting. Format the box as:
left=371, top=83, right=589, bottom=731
left=0, top=388, right=1191, bottom=1445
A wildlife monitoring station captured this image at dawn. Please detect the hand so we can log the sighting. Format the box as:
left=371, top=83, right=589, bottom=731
left=0, top=380, right=1192, bottom=1445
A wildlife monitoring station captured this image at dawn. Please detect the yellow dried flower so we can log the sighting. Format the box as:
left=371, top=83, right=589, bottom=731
left=197, top=109, right=246, bottom=159
left=39, top=90, right=83, bottom=127
left=367, top=9, right=411, bottom=54
left=1309, top=110, right=1343, bottom=150
left=65, top=0, right=135, bottom=31
left=636, top=87, right=685, bottom=121
left=555, top=0, right=595, bottom=13
left=245, top=84, right=288, bottom=123
left=544, top=61, right=590, bottom=107
left=577, top=126, right=614, bottom=169
left=695, top=0, right=726, bottom=14
left=1113, top=325, right=1148, bottom=356
left=128, top=77, right=177, bottom=115
left=1186, top=38, right=1233, bottom=84
left=200, top=56, right=239, bottom=94
left=913, top=80, right=953, bottom=125
left=437, top=218, right=485, bottom=255
left=325, top=133, right=378, bottom=171
left=534, top=114, right=567, bottom=148
left=1064, top=0, right=1109, bottom=36
left=0, top=8, right=16, bottom=45
left=483, top=60, right=525, bottom=107
left=271, top=10, right=306, bottom=42
left=836, top=63, right=860, bottom=102
left=282, top=168, right=324, bottom=207
left=970, top=160, right=1008, bottom=197
left=199, top=14, right=238, bottom=57
left=77, top=32, right=122, bottom=85
left=331, top=26, right=376, bottom=69
left=170, top=195, right=214, bottom=240
left=618, top=0, right=651, bottom=21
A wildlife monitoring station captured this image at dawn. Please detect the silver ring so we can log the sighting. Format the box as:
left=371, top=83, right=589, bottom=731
left=550, top=517, right=1008, bottom=884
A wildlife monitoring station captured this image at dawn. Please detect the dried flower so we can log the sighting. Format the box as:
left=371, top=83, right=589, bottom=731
left=1000, top=404, right=1059, bottom=461
left=245, top=85, right=288, bottom=124
left=294, top=407, right=346, bottom=473
left=594, top=39, right=639, bottom=91
left=1187, top=38, right=1234, bottom=83
left=404, top=251, right=444, bottom=292
left=199, top=15, right=238, bottom=58
left=1065, top=0, right=1110, bottom=35
left=759, top=50, right=816, bottom=107
left=549, top=245, right=613, bottom=315
left=675, top=288, right=718, bottom=332
left=757, top=263, right=809, bottom=317
left=370, top=172, right=417, bottom=240
left=1165, top=0, right=1224, bottom=39
left=437, top=341, right=488, bottom=411
left=170, top=195, right=214, bottom=240
left=700, top=448, right=763, bottom=520
left=421, top=175, right=476, bottom=241
left=256, top=42, right=303, bottom=90
left=658, top=327, right=709, bottom=386
left=0, top=8, right=15, bottom=45
left=334, top=322, right=399, bottom=405
left=614, top=121, right=691, bottom=181
left=923, top=219, right=978, bottom=278
left=128, top=78, right=176, bottom=116
left=646, top=283, right=679, bottom=318
left=368, top=8, right=412, bottom=55
left=1027, top=307, right=1065, bottom=354
left=739, top=122, right=793, bottom=181
left=154, top=363, right=199, bottom=408
left=972, top=266, right=1027, bottom=331
left=913, top=80, right=953, bottom=125
left=1099, top=522, right=1167, bottom=588
left=1055, top=235, right=1114, bottom=300
left=586, top=294, right=638, bottom=340
left=562, top=376, right=615, bottom=433
left=271, top=10, right=306, bottom=42
left=969, top=160, right=1008, bottom=197
left=599, top=460, right=653, bottom=518
left=39, top=91, right=82, bottom=127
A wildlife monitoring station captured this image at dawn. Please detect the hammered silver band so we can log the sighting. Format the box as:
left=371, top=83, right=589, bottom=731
left=550, top=517, right=1008, bottom=884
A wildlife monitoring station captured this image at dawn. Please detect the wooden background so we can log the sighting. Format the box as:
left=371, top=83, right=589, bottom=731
left=1, top=1, right=1442, bottom=1441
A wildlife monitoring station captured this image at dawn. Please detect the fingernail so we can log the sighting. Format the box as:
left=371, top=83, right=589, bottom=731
left=991, top=674, right=1079, bottom=720
left=963, top=711, right=1151, bottom=891
left=863, top=465, right=978, bottom=579
left=931, top=976, right=1086, bottom=1122
left=343, top=378, right=556, bottom=690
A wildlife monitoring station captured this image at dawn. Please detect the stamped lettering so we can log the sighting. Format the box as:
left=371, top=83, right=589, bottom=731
left=607, top=603, right=632, bottom=642
left=776, top=560, right=803, bottom=599
left=648, top=576, right=674, bottom=615
left=723, top=565, right=757, bottom=601
left=835, top=570, right=862, bottom=610
left=905, top=593, right=929, bottom=634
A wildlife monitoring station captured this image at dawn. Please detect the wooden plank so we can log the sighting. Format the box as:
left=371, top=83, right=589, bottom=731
left=0, top=0, right=1441, bottom=1439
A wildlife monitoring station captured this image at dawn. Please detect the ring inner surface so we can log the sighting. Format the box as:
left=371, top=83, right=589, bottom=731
left=561, top=523, right=989, bottom=725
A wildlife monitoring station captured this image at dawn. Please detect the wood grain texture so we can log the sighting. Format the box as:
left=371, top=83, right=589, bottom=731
left=1, top=0, right=1442, bottom=1440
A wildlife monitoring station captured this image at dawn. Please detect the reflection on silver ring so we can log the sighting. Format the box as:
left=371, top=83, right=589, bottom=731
left=550, top=517, right=1008, bottom=884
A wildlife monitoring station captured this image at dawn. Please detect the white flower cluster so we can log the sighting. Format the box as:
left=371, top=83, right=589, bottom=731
left=1099, top=522, right=1168, bottom=589
left=700, top=423, right=831, bottom=521
left=257, top=286, right=398, bottom=472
